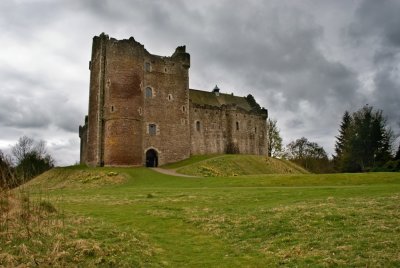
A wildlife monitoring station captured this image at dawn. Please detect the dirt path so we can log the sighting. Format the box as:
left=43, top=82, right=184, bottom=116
left=151, top=168, right=199, bottom=178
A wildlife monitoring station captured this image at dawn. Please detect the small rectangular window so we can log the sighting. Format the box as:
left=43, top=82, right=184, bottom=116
left=149, top=124, right=156, bottom=135
left=145, top=62, right=151, bottom=72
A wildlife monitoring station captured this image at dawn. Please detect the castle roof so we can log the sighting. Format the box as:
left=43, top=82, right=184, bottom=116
left=189, top=89, right=253, bottom=111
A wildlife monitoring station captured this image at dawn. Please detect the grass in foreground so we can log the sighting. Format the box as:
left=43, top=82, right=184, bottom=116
left=1, top=167, right=400, bottom=267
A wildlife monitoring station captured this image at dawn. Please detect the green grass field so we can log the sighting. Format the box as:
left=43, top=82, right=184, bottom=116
left=2, top=157, right=400, bottom=267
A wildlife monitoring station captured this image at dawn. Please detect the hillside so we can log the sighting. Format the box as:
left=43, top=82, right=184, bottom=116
left=3, top=166, right=400, bottom=267
left=164, top=155, right=309, bottom=176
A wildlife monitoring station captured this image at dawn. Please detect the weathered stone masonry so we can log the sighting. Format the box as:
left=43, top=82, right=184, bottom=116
left=79, top=33, right=268, bottom=167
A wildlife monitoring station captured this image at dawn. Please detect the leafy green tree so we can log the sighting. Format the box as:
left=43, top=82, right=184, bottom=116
left=286, top=137, right=332, bottom=173
left=267, top=119, right=283, bottom=157
left=334, top=105, right=393, bottom=172
left=333, top=111, right=352, bottom=171
left=395, top=143, right=400, bottom=160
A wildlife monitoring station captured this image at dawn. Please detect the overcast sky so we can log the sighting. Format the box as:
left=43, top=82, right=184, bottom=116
left=1, top=0, right=399, bottom=166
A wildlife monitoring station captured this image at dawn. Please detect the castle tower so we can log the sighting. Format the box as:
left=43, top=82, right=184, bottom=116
left=82, top=33, right=191, bottom=166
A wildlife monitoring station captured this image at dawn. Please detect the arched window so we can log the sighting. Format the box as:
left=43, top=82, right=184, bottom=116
left=145, top=87, right=153, bottom=98
left=196, top=121, right=201, bottom=132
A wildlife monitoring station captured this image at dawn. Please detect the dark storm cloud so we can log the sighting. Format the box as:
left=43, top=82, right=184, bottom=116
left=348, top=0, right=400, bottom=47
left=1, top=0, right=399, bottom=165
left=171, top=1, right=361, bottom=144
left=348, top=0, right=400, bottom=134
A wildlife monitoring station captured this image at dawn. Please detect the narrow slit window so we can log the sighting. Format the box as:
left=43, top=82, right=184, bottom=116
left=236, top=121, right=240, bottom=131
left=196, top=121, right=201, bottom=132
left=145, top=62, right=151, bottom=72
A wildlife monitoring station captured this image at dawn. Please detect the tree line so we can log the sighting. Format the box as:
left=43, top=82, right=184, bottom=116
left=0, top=136, right=54, bottom=189
left=268, top=105, right=400, bottom=173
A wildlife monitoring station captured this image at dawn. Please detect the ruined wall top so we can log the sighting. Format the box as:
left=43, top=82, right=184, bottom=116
left=93, top=33, right=190, bottom=67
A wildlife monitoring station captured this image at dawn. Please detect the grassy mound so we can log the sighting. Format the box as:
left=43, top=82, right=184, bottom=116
left=24, top=166, right=127, bottom=190
left=168, top=155, right=308, bottom=176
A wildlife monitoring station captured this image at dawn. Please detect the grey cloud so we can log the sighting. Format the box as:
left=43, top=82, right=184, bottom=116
left=0, top=94, right=51, bottom=129
left=347, top=0, right=400, bottom=135
left=1, top=0, right=399, bottom=164
left=348, top=0, right=400, bottom=47
left=182, top=1, right=360, bottom=121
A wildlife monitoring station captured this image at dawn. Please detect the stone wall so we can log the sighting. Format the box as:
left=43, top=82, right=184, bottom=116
left=78, top=116, right=88, bottom=164
left=80, top=33, right=268, bottom=166
left=189, top=103, right=268, bottom=155
left=85, top=34, right=107, bottom=166
left=142, top=46, right=191, bottom=166
left=81, top=34, right=191, bottom=166
left=102, top=37, right=145, bottom=166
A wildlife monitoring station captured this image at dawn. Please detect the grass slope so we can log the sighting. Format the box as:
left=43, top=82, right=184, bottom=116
left=165, top=154, right=309, bottom=176
left=2, top=167, right=400, bottom=267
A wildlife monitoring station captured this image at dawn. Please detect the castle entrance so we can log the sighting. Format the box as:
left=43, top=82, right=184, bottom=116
left=145, top=149, right=158, bottom=167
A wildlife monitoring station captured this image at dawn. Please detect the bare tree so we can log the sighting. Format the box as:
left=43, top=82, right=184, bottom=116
left=0, top=150, right=17, bottom=188
left=11, top=136, right=54, bottom=183
left=11, top=136, right=34, bottom=164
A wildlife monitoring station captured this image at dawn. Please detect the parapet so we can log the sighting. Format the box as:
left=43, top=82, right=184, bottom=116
left=172, top=45, right=190, bottom=68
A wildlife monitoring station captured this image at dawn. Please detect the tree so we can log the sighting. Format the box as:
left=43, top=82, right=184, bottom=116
left=396, top=143, right=400, bottom=160
left=333, top=111, right=352, bottom=171
left=333, top=105, right=393, bottom=172
left=246, top=94, right=261, bottom=111
left=0, top=150, right=16, bottom=188
left=286, top=137, right=332, bottom=173
left=12, top=136, right=34, bottom=164
left=11, top=136, right=54, bottom=183
left=267, top=119, right=283, bottom=157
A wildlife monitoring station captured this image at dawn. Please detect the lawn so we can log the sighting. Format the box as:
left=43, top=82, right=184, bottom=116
left=2, top=166, right=400, bottom=267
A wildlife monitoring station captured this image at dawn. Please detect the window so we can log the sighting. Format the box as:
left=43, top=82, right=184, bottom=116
left=145, top=62, right=151, bottom=72
left=255, top=127, right=257, bottom=133
left=168, top=94, right=173, bottom=101
left=145, top=87, right=153, bottom=98
left=111, top=105, right=114, bottom=112
left=149, top=124, right=156, bottom=135
left=236, top=121, right=240, bottom=131
left=196, top=121, right=201, bottom=132
left=182, top=105, right=186, bottom=112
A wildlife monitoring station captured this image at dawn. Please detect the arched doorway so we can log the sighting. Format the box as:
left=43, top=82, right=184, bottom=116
left=145, top=149, right=158, bottom=167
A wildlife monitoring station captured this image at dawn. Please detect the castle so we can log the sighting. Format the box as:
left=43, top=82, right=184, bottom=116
left=79, top=33, right=268, bottom=167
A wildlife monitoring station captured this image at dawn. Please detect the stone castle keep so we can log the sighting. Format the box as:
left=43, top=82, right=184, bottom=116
left=79, top=33, right=268, bottom=167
